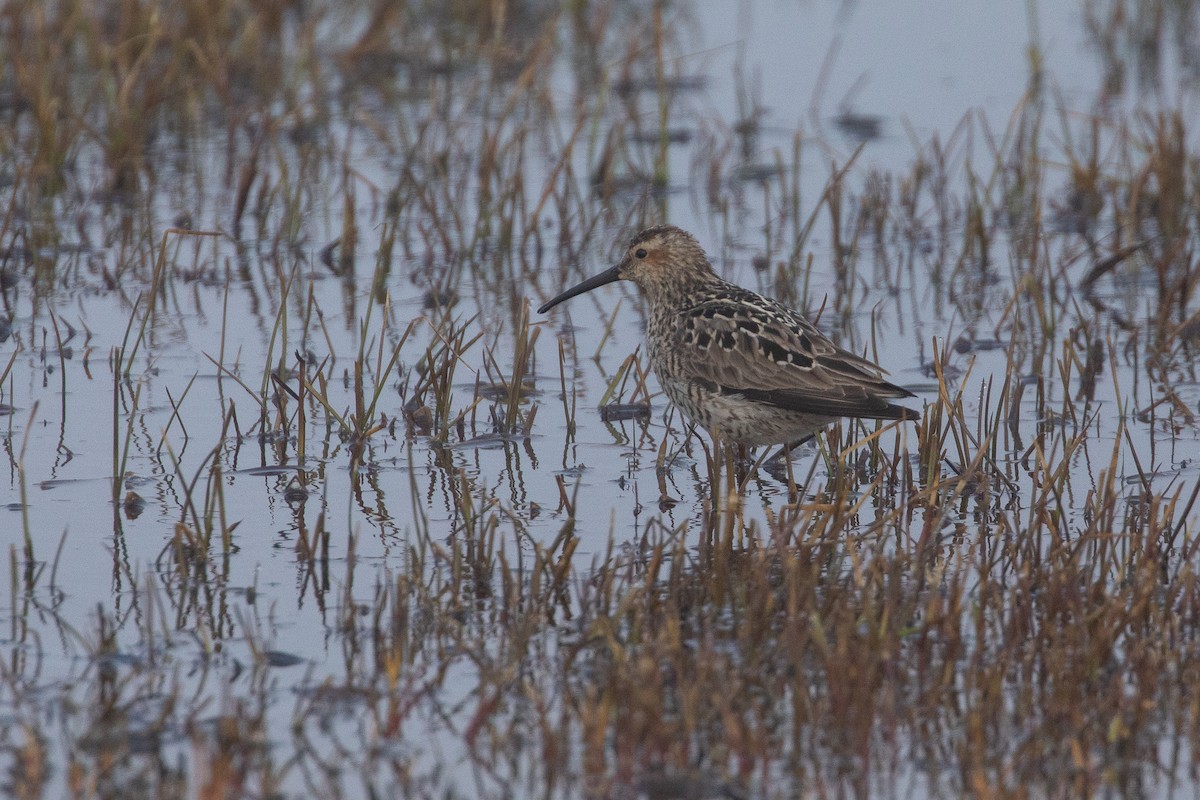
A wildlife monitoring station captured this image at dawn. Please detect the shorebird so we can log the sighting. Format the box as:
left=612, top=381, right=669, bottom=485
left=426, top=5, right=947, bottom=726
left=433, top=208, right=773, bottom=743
left=538, top=225, right=916, bottom=448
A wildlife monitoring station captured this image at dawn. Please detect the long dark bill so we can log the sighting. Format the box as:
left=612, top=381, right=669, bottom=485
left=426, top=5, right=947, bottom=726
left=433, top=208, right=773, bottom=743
left=537, top=263, right=623, bottom=314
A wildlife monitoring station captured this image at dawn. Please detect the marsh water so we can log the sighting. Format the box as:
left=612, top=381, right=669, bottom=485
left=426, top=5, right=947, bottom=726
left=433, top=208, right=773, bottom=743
left=4, top=1, right=1200, bottom=798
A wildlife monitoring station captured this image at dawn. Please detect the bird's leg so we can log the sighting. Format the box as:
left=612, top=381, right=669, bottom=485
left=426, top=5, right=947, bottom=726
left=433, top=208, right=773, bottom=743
left=764, top=434, right=815, bottom=466
left=732, top=443, right=753, bottom=487
left=702, top=437, right=737, bottom=510
left=698, top=434, right=722, bottom=504
left=717, top=438, right=743, bottom=509
left=760, top=435, right=812, bottom=489
left=661, top=414, right=700, bottom=474
left=783, top=442, right=798, bottom=500
left=738, top=446, right=774, bottom=496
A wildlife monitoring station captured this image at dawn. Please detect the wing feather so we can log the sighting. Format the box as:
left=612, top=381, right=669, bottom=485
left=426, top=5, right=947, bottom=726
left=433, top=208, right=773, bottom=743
left=670, top=290, right=915, bottom=420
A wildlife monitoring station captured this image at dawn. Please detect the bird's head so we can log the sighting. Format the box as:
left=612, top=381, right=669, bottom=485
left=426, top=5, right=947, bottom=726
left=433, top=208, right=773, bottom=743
left=538, top=225, right=716, bottom=313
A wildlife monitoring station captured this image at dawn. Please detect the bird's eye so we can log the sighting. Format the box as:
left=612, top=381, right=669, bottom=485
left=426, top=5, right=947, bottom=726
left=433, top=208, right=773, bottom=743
left=635, top=248, right=648, bottom=259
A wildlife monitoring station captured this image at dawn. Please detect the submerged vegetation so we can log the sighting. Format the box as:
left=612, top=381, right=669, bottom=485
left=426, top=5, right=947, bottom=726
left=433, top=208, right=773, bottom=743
left=3, top=0, right=1200, bottom=797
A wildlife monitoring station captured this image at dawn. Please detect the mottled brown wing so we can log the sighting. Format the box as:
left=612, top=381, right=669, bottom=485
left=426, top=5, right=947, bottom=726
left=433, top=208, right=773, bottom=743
left=671, top=292, right=915, bottom=420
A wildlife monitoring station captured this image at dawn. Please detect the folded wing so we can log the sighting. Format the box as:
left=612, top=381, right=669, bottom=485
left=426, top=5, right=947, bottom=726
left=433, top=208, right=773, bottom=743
left=671, top=291, right=916, bottom=421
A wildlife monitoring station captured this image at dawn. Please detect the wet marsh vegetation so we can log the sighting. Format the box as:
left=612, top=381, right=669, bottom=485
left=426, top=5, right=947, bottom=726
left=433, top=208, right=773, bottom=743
left=5, top=0, right=1200, bottom=797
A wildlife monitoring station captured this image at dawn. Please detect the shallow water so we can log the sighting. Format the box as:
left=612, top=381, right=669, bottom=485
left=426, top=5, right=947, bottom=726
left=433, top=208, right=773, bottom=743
left=4, top=1, right=1200, bottom=797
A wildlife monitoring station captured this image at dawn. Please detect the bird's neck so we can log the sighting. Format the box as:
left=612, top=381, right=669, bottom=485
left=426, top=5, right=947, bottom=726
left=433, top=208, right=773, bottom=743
left=641, top=274, right=722, bottom=310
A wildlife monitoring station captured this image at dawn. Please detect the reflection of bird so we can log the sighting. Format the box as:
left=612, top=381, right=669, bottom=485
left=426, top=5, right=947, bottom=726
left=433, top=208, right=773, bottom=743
left=539, top=225, right=916, bottom=446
